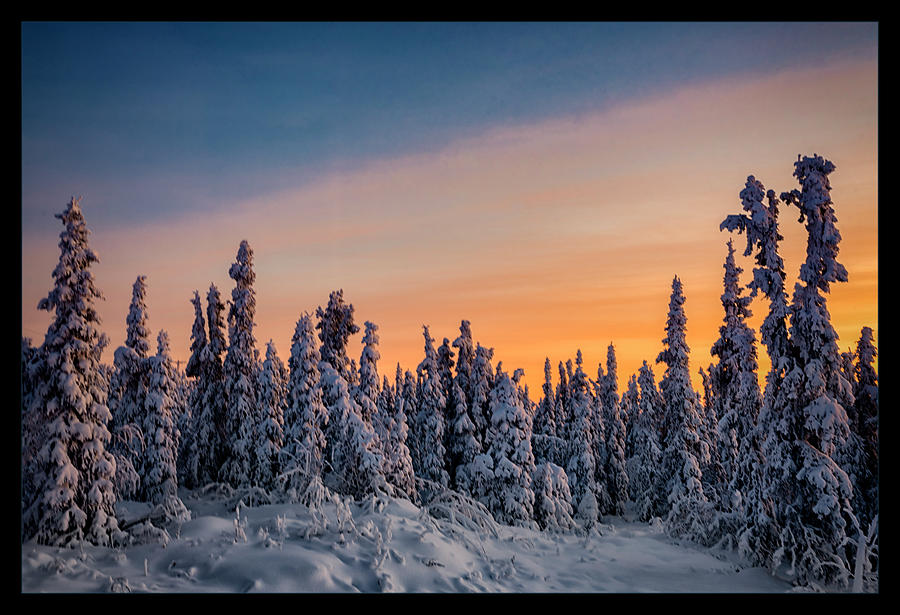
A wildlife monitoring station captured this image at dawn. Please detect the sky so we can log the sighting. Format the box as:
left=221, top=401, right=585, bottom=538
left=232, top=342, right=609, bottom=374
left=21, top=21, right=878, bottom=394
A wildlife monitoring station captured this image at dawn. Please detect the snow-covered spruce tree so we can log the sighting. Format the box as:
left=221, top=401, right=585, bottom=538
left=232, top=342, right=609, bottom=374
left=452, top=320, right=475, bottom=413
left=565, top=350, right=600, bottom=530
left=621, top=372, right=640, bottom=459
left=254, top=341, right=287, bottom=491
left=316, top=289, right=360, bottom=384
left=532, top=358, right=568, bottom=469
left=697, top=365, right=725, bottom=509
left=322, top=359, right=388, bottom=500
left=654, top=276, right=712, bottom=544
left=599, top=343, right=629, bottom=516
left=554, top=361, right=571, bottom=444
left=354, top=321, right=382, bottom=430
left=315, top=289, right=360, bottom=467
left=485, top=366, right=537, bottom=528
left=849, top=327, right=878, bottom=531
left=534, top=358, right=559, bottom=438
left=379, top=370, right=417, bottom=501
left=468, top=342, right=495, bottom=449
left=709, top=240, right=762, bottom=519
left=627, top=361, right=665, bottom=521
left=178, top=290, right=206, bottom=488
left=141, top=331, right=189, bottom=522
left=220, top=240, right=260, bottom=489
left=191, top=284, right=228, bottom=487
left=23, top=197, right=125, bottom=547
left=532, top=461, right=576, bottom=533
left=759, top=154, right=859, bottom=586
left=721, top=175, right=792, bottom=566
left=415, top=326, right=450, bottom=490
left=107, top=275, right=155, bottom=500
left=279, top=313, right=329, bottom=500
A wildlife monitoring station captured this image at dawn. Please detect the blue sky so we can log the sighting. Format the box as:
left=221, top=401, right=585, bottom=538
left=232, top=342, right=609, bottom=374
left=21, top=22, right=878, bottom=388
left=22, top=22, right=877, bottom=230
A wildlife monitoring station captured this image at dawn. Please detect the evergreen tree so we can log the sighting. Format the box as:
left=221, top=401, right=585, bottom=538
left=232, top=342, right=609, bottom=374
left=709, top=240, right=762, bottom=516
left=191, top=284, right=228, bottom=486
left=415, top=326, right=450, bottom=489
left=23, top=197, right=125, bottom=547
left=468, top=343, right=495, bottom=449
left=655, top=276, right=711, bottom=544
left=721, top=175, right=792, bottom=567
left=628, top=361, right=664, bottom=521
left=315, top=289, right=360, bottom=383
left=621, top=372, right=640, bottom=460
left=141, top=331, right=189, bottom=522
left=532, top=462, right=576, bottom=533
left=849, top=327, right=878, bottom=530
left=760, top=155, right=859, bottom=586
left=566, top=350, right=600, bottom=530
left=534, top=357, right=558, bottom=438
left=280, top=313, right=329, bottom=500
left=221, top=240, right=260, bottom=488
left=254, top=341, right=287, bottom=490
left=697, top=365, right=725, bottom=508
left=599, top=343, right=629, bottom=516
left=179, top=290, right=207, bottom=488
left=380, top=371, right=417, bottom=501
left=486, top=366, right=536, bottom=528
left=108, top=275, right=154, bottom=499
left=354, top=321, right=381, bottom=429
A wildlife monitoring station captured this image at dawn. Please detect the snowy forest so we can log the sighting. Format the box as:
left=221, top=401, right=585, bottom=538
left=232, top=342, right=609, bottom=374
left=20, top=154, right=878, bottom=593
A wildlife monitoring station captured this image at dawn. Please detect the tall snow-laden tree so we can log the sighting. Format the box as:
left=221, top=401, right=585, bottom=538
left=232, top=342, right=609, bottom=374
left=316, top=289, right=360, bottom=384
left=23, top=197, right=125, bottom=547
left=141, top=331, right=190, bottom=522
left=485, top=366, right=536, bottom=528
left=697, top=366, right=725, bottom=509
left=761, top=154, right=859, bottom=586
left=468, top=343, right=495, bottom=449
left=621, top=372, right=640, bottom=459
left=280, top=313, right=329, bottom=500
left=628, top=361, right=664, bottom=521
left=709, top=240, right=762, bottom=516
left=323, top=360, right=387, bottom=500
left=566, top=350, right=600, bottom=530
left=107, top=275, right=154, bottom=499
left=599, top=343, right=629, bottom=516
left=354, top=321, right=381, bottom=429
left=221, top=240, right=260, bottom=488
left=655, top=276, right=711, bottom=545
left=179, top=290, right=207, bottom=488
left=721, top=175, right=792, bottom=567
left=848, top=327, right=878, bottom=530
left=415, top=326, right=450, bottom=489
left=190, top=284, right=228, bottom=486
left=534, top=358, right=558, bottom=439
left=380, top=370, right=417, bottom=501
left=254, top=341, right=287, bottom=490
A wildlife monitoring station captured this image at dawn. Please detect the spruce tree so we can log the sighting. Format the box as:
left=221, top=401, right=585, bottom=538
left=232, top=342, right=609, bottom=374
left=280, top=313, right=329, bottom=500
left=655, top=276, right=711, bottom=544
left=254, top=341, right=287, bottom=490
left=599, top=343, right=629, bottom=516
left=221, top=240, right=260, bottom=488
left=192, top=284, right=228, bottom=486
left=763, top=155, right=859, bottom=586
left=141, top=331, right=190, bottom=522
left=849, top=327, right=878, bottom=530
left=23, top=197, right=125, bottom=547
left=627, top=361, right=664, bottom=521
left=380, top=371, right=417, bottom=501
left=721, top=175, right=792, bottom=566
left=486, top=366, right=536, bottom=528
left=709, top=241, right=762, bottom=516
left=566, top=350, right=600, bottom=530
left=532, top=462, right=576, bottom=533
left=415, top=326, right=450, bottom=489
left=179, top=290, right=207, bottom=488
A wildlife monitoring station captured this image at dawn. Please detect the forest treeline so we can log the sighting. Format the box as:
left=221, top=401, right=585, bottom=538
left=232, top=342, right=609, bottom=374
left=21, top=154, right=878, bottom=590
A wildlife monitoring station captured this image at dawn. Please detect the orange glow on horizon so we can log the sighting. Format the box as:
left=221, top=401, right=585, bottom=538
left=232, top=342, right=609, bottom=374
left=22, top=57, right=877, bottom=397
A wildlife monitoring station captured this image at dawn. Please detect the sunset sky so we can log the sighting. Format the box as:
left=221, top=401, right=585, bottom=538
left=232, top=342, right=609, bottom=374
left=21, top=22, right=878, bottom=394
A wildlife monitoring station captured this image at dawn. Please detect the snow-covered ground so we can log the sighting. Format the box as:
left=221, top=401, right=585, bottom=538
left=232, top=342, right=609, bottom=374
left=21, top=487, right=807, bottom=593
